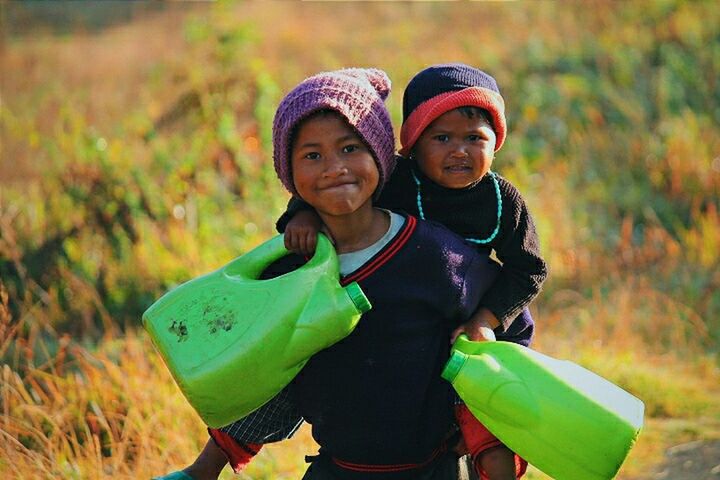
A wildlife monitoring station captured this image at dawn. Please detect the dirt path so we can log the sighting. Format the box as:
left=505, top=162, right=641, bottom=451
left=647, top=440, right=720, bottom=479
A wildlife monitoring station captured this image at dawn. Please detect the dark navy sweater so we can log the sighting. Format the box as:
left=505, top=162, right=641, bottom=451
left=288, top=215, right=501, bottom=469
left=277, top=159, right=546, bottom=335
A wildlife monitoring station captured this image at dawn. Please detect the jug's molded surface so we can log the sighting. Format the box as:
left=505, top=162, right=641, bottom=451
left=443, top=336, right=644, bottom=480
left=143, top=234, right=370, bottom=428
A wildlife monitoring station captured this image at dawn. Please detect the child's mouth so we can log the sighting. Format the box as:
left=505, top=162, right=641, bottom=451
left=444, top=165, right=472, bottom=173
left=321, top=180, right=357, bottom=191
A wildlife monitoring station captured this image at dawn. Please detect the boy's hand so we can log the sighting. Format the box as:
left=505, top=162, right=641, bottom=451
left=284, top=209, right=325, bottom=256
left=451, top=308, right=499, bottom=344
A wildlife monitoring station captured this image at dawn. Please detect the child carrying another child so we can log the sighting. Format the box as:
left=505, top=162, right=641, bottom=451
left=282, top=63, right=546, bottom=347
left=279, top=64, right=546, bottom=478
left=154, top=68, right=529, bottom=480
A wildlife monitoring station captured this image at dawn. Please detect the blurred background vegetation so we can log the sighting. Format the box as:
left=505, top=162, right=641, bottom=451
left=1, top=1, right=718, bottom=479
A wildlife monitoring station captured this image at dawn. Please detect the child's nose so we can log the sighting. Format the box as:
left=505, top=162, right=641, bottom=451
left=450, top=143, right=469, bottom=157
left=323, top=156, right=349, bottom=177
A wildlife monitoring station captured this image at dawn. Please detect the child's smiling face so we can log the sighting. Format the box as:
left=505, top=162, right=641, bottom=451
left=412, top=108, right=496, bottom=189
left=291, top=111, right=379, bottom=217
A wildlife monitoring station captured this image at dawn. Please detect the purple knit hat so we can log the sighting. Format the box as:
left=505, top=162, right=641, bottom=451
left=273, top=68, right=396, bottom=198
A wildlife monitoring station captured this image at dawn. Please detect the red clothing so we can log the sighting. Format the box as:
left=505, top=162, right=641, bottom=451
left=210, top=407, right=528, bottom=478
left=455, top=405, right=527, bottom=479
left=208, top=428, right=260, bottom=472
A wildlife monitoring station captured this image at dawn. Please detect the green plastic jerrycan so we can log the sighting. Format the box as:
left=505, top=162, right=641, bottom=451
left=143, top=234, right=371, bottom=428
left=442, top=336, right=644, bottom=480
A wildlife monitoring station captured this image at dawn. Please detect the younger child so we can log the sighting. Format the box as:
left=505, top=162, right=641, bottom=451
left=279, top=63, right=545, bottom=479
left=154, top=68, right=524, bottom=480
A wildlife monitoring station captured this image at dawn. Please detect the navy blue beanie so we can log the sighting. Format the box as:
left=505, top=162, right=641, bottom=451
left=400, top=63, right=507, bottom=154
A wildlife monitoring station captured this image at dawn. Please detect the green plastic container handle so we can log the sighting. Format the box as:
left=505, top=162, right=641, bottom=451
left=220, top=233, right=370, bottom=314
left=223, top=233, right=334, bottom=281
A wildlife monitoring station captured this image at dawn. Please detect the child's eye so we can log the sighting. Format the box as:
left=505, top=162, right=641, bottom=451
left=342, top=144, right=364, bottom=154
left=305, top=152, right=321, bottom=160
left=468, top=135, right=482, bottom=142
left=433, top=134, right=449, bottom=142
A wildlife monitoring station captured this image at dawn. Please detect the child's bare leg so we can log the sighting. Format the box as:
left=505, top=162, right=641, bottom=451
left=182, top=438, right=228, bottom=480
left=476, top=445, right=516, bottom=480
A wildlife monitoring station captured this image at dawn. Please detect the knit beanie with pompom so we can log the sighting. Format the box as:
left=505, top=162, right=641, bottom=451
left=273, top=68, right=396, bottom=198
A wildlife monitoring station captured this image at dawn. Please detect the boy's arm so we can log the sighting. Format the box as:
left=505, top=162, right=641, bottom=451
left=275, top=196, right=324, bottom=255
left=275, top=196, right=314, bottom=233
left=450, top=307, right=498, bottom=343
left=210, top=387, right=303, bottom=473
left=158, top=391, right=301, bottom=479
left=483, top=179, right=548, bottom=330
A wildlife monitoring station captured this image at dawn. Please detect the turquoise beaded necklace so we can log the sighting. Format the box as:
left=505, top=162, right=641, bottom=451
left=411, top=169, right=502, bottom=245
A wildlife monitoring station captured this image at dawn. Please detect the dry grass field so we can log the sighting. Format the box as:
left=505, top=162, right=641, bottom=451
left=1, top=2, right=719, bottom=479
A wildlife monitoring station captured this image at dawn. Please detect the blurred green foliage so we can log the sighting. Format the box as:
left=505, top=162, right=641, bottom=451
left=1, top=0, right=718, bottom=352
left=0, top=3, right=718, bottom=477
